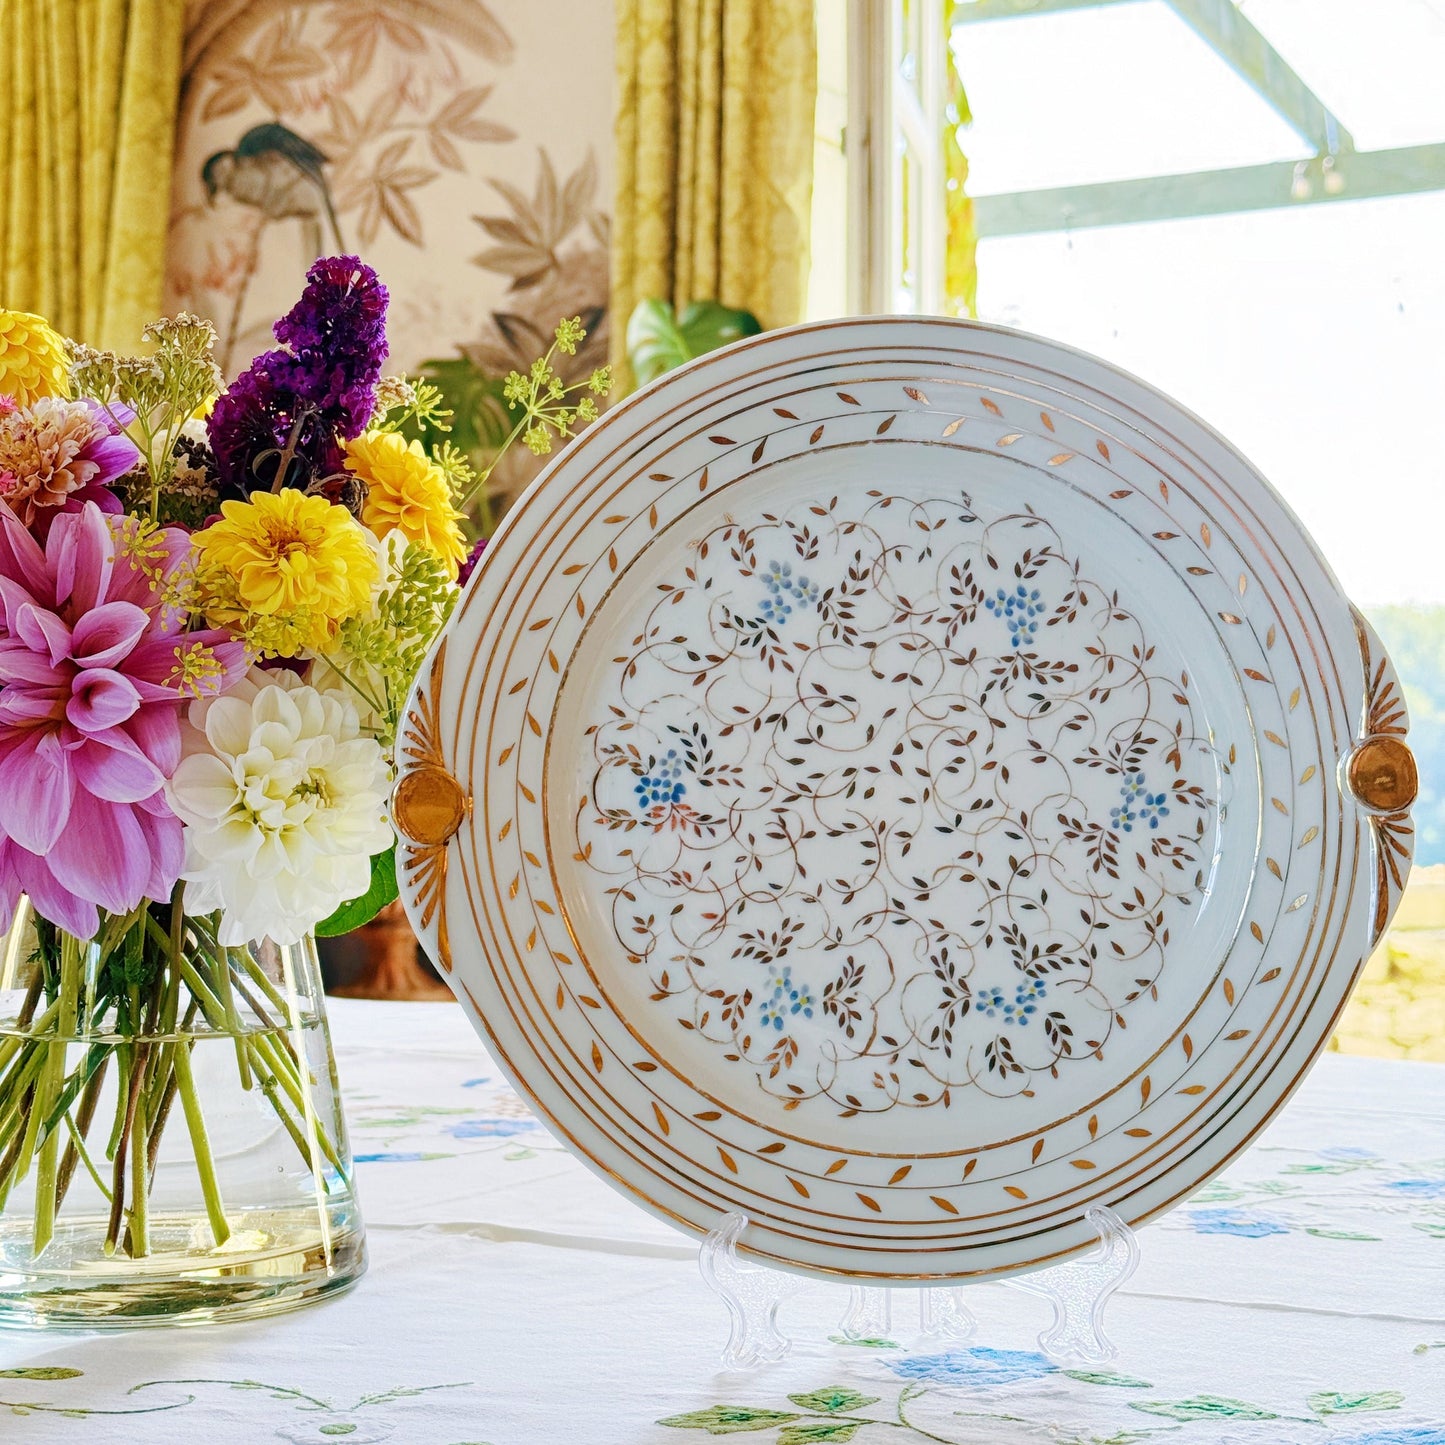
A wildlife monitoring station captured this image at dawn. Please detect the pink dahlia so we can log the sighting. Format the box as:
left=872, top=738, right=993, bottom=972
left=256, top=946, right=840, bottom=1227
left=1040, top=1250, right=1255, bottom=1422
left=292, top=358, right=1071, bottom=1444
left=0, top=397, right=136, bottom=537
left=0, top=501, right=246, bottom=938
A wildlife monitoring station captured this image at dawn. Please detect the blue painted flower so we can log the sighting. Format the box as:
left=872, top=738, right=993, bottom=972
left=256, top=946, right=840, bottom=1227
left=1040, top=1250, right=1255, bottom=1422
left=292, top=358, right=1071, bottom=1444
left=984, top=583, right=1046, bottom=648
left=635, top=748, right=687, bottom=807
left=977, top=986, right=1006, bottom=1018
left=1003, top=977, right=1047, bottom=1027
left=758, top=559, right=820, bottom=625
left=759, top=965, right=814, bottom=1031
left=1110, top=771, right=1169, bottom=832
left=1187, top=1208, right=1288, bottom=1238
left=891, top=1346, right=1056, bottom=1388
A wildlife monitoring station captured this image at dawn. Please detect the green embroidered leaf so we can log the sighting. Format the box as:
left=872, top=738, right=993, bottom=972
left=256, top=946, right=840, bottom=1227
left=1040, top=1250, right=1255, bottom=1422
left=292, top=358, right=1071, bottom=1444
left=1305, top=1228, right=1383, bottom=1241
left=1063, top=1369, right=1152, bottom=1388
left=778, top=1425, right=861, bottom=1445
left=825, top=1334, right=899, bottom=1350
left=319, top=1427, right=359, bottom=1437
left=1308, top=1390, right=1404, bottom=1415
left=1188, top=1182, right=1244, bottom=1203
left=1131, top=1395, right=1278, bottom=1422
left=316, top=847, right=400, bottom=937
left=786, top=1389, right=879, bottom=1414
left=1412, top=1222, right=1445, bottom=1238
left=0, top=1368, right=83, bottom=1380
left=658, top=1406, right=801, bottom=1434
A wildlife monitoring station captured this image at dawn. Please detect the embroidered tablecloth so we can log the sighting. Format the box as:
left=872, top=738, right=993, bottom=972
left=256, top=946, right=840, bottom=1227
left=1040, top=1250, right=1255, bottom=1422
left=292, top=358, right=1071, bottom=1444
left=1, top=999, right=1442, bottom=1444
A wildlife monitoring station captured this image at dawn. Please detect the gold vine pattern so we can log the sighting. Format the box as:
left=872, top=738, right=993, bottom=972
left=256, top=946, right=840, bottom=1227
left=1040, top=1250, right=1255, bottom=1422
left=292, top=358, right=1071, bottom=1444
left=574, top=494, right=1221, bottom=1112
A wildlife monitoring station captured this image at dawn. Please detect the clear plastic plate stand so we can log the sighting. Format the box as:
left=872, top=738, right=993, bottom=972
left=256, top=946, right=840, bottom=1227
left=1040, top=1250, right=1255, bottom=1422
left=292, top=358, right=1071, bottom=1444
left=699, top=1205, right=1139, bottom=1372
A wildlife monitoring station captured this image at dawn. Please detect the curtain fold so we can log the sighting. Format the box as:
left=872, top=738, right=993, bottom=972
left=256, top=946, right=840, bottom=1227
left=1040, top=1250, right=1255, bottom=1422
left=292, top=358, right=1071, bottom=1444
left=1, top=0, right=185, bottom=348
left=612, top=0, right=817, bottom=382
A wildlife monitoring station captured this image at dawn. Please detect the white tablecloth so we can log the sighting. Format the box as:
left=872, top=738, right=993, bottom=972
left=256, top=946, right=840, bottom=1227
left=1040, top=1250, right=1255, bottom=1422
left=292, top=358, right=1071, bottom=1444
left=1, top=999, right=1443, bottom=1443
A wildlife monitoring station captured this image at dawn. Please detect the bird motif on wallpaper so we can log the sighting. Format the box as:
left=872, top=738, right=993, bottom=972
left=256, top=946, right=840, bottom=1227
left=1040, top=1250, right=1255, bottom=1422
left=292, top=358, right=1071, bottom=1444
left=202, top=122, right=345, bottom=260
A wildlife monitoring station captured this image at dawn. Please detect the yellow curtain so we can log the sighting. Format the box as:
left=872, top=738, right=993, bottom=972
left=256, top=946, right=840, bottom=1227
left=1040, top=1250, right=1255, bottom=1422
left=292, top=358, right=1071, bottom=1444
left=0, top=0, right=185, bottom=349
left=612, top=0, right=817, bottom=381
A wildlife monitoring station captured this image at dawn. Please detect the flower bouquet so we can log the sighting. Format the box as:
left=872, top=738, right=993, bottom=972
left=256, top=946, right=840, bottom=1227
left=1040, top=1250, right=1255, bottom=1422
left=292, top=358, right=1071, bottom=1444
left=0, top=261, right=607, bottom=1325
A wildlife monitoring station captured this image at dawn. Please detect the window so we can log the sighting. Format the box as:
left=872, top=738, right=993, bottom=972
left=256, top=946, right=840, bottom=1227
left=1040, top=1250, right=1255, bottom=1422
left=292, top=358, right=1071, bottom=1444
left=835, top=0, right=1445, bottom=865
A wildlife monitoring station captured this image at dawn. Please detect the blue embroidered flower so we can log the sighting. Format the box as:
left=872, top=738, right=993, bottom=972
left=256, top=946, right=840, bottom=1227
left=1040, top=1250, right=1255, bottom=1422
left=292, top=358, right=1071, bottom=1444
left=1337, top=1431, right=1445, bottom=1445
left=1110, top=771, right=1170, bottom=832
left=984, top=583, right=1046, bottom=648
left=891, top=1346, right=1056, bottom=1388
left=1003, top=977, right=1047, bottom=1027
left=759, top=965, right=814, bottom=1031
left=447, top=1116, right=540, bottom=1139
left=1186, top=1208, right=1288, bottom=1238
left=1318, top=1146, right=1378, bottom=1161
left=635, top=748, right=687, bottom=807
left=1386, top=1178, right=1445, bottom=1198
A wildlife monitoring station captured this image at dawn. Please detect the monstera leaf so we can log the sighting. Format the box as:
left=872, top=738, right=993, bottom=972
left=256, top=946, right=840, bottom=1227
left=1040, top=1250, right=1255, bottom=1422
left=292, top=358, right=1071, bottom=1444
left=626, top=298, right=762, bottom=386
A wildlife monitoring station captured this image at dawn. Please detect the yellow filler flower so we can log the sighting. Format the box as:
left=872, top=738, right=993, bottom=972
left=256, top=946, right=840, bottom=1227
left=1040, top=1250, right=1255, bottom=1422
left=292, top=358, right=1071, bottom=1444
left=194, top=490, right=379, bottom=656
left=344, top=430, right=467, bottom=577
left=0, top=311, right=70, bottom=406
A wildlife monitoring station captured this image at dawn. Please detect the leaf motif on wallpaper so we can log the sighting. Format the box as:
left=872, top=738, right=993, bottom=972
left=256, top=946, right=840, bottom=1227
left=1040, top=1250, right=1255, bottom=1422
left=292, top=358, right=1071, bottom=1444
left=326, top=3, right=428, bottom=89
left=316, top=92, right=404, bottom=170
left=472, top=151, right=599, bottom=289
left=334, top=137, right=439, bottom=247
left=427, top=87, right=516, bottom=171
left=201, top=15, right=326, bottom=122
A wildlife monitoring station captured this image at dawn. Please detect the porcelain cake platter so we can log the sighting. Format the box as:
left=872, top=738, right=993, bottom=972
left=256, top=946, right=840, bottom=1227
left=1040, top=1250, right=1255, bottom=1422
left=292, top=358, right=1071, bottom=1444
left=394, top=318, right=1416, bottom=1281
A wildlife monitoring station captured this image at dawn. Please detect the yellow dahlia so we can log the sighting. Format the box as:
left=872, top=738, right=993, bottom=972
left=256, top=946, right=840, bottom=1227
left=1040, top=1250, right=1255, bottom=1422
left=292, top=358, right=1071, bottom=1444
left=194, top=490, right=379, bottom=656
left=0, top=311, right=70, bottom=406
left=344, top=430, right=467, bottom=577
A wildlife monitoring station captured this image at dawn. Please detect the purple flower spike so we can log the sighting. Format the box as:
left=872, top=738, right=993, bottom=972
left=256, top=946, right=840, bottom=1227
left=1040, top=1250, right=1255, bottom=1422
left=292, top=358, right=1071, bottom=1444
left=207, top=256, right=389, bottom=497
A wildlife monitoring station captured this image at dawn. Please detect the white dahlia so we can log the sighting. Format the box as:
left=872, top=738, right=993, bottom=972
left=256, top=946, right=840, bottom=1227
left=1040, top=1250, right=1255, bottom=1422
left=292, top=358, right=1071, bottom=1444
left=168, top=669, right=393, bottom=945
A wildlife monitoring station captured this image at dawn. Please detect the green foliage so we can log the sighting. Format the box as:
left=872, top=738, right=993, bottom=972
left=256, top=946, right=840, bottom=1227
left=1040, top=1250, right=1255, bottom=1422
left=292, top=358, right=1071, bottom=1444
left=403, top=357, right=515, bottom=463
left=336, top=541, right=458, bottom=746
left=626, top=299, right=762, bottom=387
left=315, top=848, right=400, bottom=938
left=1062, top=1371, right=1152, bottom=1388
left=408, top=319, right=612, bottom=529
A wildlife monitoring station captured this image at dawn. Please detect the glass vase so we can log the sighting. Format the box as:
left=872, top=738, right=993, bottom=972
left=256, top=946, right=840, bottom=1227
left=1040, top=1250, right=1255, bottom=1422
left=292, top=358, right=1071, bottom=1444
left=0, top=896, right=365, bottom=1328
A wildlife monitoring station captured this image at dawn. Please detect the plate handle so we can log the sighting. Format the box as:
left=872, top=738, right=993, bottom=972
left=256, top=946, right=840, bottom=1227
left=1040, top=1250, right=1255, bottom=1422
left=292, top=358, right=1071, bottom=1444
left=1346, top=609, right=1417, bottom=945
left=392, top=639, right=470, bottom=973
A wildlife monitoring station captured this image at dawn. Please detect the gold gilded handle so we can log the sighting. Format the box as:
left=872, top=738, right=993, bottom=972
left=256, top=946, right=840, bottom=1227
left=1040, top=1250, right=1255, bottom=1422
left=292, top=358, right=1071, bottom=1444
left=1346, top=735, right=1418, bottom=815
left=393, top=766, right=468, bottom=847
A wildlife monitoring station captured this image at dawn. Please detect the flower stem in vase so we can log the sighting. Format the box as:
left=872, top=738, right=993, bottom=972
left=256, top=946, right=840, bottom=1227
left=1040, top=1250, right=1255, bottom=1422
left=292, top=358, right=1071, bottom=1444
left=172, top=1028, right=229, bottom=1248
left=30, top=934, right=81, bottom=1255
left=54, top=1055, right=111, bottom=1210
left=127, top=1071, right=149, bottom=1258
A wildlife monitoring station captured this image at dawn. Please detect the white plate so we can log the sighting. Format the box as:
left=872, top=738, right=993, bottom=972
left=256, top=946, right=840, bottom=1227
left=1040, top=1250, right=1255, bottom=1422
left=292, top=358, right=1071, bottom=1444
left=395, top=318, right=1416, bottom=1281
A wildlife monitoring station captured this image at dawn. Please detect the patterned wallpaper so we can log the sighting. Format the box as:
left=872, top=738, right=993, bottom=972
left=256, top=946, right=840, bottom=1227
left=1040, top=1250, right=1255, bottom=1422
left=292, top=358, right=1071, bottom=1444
left=164, top=0, right=614, bottom=502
